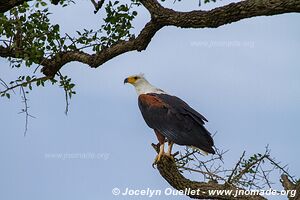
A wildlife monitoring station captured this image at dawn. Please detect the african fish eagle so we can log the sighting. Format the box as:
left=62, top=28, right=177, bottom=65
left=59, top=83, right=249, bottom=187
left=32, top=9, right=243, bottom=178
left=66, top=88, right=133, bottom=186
left=124, top=74, right=215, bottom=163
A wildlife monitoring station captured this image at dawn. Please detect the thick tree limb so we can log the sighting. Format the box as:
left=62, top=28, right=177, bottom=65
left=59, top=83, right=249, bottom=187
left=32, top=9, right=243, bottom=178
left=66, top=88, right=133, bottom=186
left=38, top=0, right=300, bottom=76
left=41, top=21, right=162, bottom=77
left=156, top=155, right=266, bottom=200
left=1, top=0, right=300, bottom=77
left=143, top=0, right=300, bottom=28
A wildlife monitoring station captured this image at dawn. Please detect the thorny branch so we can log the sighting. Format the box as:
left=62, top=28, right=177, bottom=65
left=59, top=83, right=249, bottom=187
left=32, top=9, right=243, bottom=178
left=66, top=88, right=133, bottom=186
left=228, top=151, right=246, bottom=183
left=152, top=143, right=298, bottom=199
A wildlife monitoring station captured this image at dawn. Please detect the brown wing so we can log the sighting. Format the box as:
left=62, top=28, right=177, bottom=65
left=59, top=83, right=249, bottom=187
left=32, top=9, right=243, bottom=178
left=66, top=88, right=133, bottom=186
left=138, top=93, right=215, bottom=154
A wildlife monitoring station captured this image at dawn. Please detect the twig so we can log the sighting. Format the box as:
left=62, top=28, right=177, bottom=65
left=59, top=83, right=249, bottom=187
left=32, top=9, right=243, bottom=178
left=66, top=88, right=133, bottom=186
left=90, top=0, right=105, bottom=14
left=266, top=156, right=296, bottom=183
left=260, top=165, right=272, bottom=188
left=249, top=154, right=266, bottom=189
left=64, top=87, right=69, bottom=115
left=57, top=72, right=70, bottom=115
left=0, top=78, right=9, bottom=89
left=227, top=151, right=245, bottom=183
left=175, top=149, right=198, bottom=162
left=0, top=76, right=49, bottom=95
left=178, top=166, right=226, bottom=181
left=232, top=154, right=269, bottom=185
left=19, top=86, right=35, bottom=136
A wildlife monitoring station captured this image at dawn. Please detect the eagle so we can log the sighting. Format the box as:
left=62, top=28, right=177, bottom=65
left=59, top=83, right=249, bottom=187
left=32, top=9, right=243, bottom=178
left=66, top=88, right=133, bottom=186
left=124, top=74, right=215, bottom=163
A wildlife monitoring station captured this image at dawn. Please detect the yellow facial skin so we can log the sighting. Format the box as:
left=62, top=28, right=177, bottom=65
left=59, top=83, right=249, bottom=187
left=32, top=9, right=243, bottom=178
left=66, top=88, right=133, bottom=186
left=124, top=76, right=139, bottom=84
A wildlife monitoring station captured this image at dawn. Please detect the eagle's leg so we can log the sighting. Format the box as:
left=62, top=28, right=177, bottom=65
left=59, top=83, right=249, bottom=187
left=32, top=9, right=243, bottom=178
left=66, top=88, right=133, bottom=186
left=153, top=130, right=165, bottom=165
left=153, top=143, right=165, bottom=165
left=166, top=141, right=174, bottom=157
left=157, top=143, right=165, bottom=160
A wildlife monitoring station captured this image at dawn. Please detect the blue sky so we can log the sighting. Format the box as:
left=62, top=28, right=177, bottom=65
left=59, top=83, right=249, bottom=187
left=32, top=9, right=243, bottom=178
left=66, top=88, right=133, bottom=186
left=0, top=1, right=299, bottom=200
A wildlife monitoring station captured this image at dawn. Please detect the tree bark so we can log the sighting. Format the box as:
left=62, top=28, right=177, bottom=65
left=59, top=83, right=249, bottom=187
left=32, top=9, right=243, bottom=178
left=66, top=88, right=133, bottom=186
left=281, top=175, right=300, bottom=200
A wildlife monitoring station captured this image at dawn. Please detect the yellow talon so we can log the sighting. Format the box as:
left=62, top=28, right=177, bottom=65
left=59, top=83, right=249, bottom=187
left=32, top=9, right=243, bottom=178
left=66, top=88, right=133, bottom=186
left=152, top=143, right=165, bottom=167
left=166, top=141, right=174, bottom=157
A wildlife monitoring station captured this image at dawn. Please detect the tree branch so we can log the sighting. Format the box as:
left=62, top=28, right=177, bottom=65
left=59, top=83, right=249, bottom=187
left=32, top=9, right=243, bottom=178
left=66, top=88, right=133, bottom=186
left=0, top=0, right=65, bottom=13
left=0, top=76, right=49, bottom=95
left=41, top=21, right=162, bottom=77
left=1, top=0, right=300, bottom=78
left=156, top=155, right=266, bottom=200
left=151, top=143, right=298, bottom=199
left=281, top=175, right=300, bottom=200
left=0, top=0, right=31, bottom=13
left=145, top=0, right=300, bottom=28
left=227, top=151, right=245, bottom=183
left=40, top=0, right=300, bottom=77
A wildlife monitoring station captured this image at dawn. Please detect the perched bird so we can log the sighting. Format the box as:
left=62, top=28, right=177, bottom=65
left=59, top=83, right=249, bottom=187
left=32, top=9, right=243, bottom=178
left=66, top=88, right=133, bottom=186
left=124, top=74, right=215, bottom=163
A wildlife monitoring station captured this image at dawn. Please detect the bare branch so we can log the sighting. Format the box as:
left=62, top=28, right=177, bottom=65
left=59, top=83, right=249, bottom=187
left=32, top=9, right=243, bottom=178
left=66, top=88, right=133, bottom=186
left=178, top=166, right=227, bottom=182
left=19, top=86, right=35, bottom=136
left=260, top=166, right=272, bottom=189
left=175, top=149, right=198, bottom=163
left=227, top=151, right=245, bottom=183
left=266, top=156, right=296, bottom=183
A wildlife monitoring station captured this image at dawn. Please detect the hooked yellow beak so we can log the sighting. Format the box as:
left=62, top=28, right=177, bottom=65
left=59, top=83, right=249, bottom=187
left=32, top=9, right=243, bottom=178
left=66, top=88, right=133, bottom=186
left=124, top=76, right=137, bottom=84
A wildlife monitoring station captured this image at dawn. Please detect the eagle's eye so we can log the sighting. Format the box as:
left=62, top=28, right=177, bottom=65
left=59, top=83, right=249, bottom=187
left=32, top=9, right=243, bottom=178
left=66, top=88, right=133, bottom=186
left=134, top=76, right=139, bottom=80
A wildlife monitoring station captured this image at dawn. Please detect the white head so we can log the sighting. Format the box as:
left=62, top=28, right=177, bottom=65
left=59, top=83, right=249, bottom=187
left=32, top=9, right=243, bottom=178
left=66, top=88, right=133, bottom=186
left=124, top=73, right=165, bottom=95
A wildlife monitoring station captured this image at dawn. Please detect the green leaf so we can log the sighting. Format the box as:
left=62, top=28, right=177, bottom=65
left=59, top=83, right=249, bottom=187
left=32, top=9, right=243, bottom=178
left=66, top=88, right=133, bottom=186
left=26, top=76, right=31, bottom=82
left=41, top=2, right=47, bottom=6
